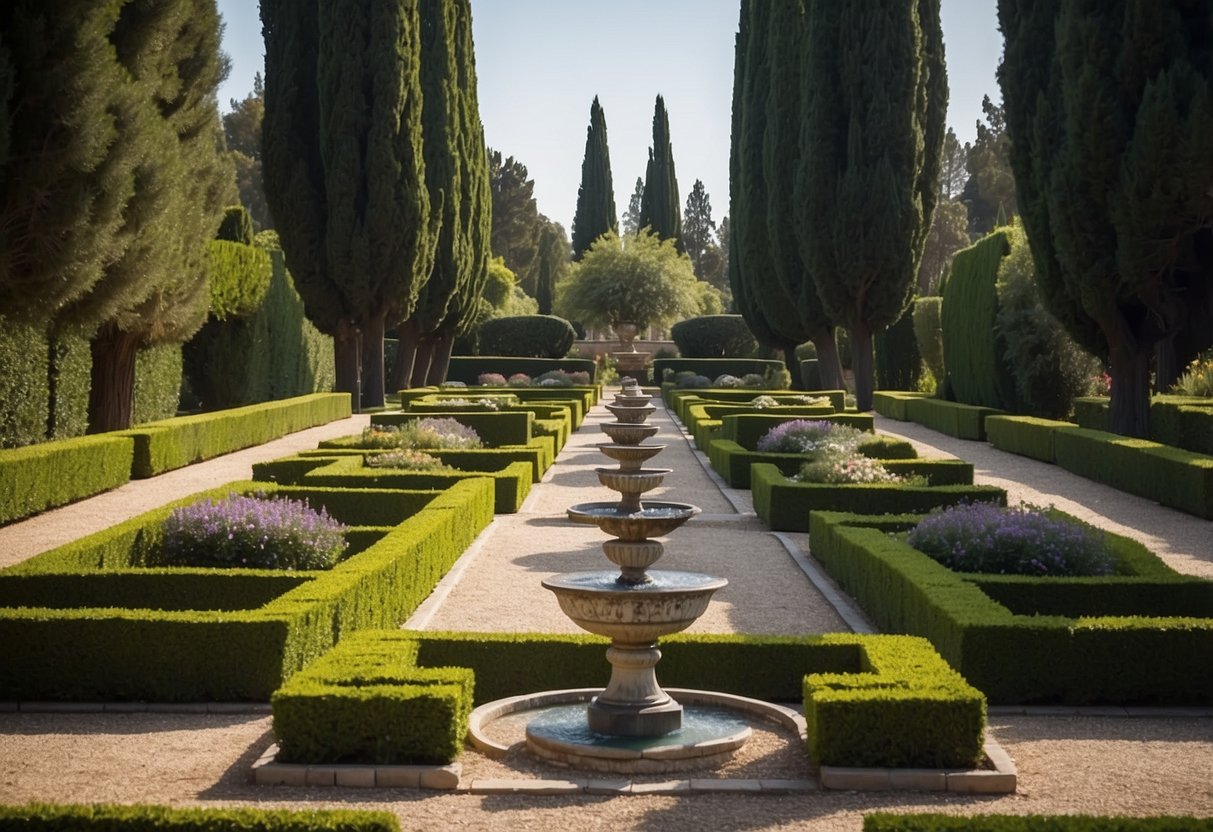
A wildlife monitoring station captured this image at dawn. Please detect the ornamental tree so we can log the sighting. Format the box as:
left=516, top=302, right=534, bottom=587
left=570, top=96, right=618, bottom=260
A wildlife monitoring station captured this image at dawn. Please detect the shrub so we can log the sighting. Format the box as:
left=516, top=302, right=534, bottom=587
left=675, top=374, right=712, bottom=389
left=157, top=494, right=348, bottom=570
left=365, top=450, right=454, bottom=471
left=477, top=315, right=575, bottom=358
left=670, top=314, right=758, bottom=357
left=941, top=229, right=1015, bottom=409
left=535, top=369, right=587, bottom=387
left=132, top=344, right=183, bottom=424
left=741, top=373, right=766, bottom=388
left=358, top=419, right=484, bottom=450
left=906, top=502, right=1116, bottom=577
left=762, top=365, right=792, bottom=390
left=1173, top=348, right=1213, bottom=397
left=714, top=373, right=743, bottom=388
left=756, top=420, right=864, bottom=455
left=875, top=306, right=922, bottom=391
left=478, top=373, right=507, bottom=386
left=912, top=297, right=945, bottom=390
left=798, top=455, right=906, bottom=484
left=506, top=373, right=532, bottom=387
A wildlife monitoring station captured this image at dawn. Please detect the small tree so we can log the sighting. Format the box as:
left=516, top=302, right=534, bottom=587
left=555, top=230, right=700, bottom=333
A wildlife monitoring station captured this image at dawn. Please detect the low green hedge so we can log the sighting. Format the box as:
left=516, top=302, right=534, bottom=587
left=984, top=414, right=1072, bottom=463
left=809, top=511, right=1213, bottom=704
left=0, top=804, right=400, bottom=831
left=871, top=391, right=933, bottom=421
left=863, top=814, right=1213, bottom=832
left=120, top=393, right=351, bottom=478
left=319, top=433, right=553, bottom=481
left=1054, top=427, right=1213, bottom=519
left=718, top=412, right=876, bottom=450
left=1074, top=395, right=1213, bottom=455
left=683, top=403, right=838, bottom=451
left=0, top=434, right=134, bottom=525
left=255, top=453, right=532, bottom=514
left=442, top=356, right=596, bottom=384
left=903, top=396, right=1004, bottom=440
left=403, top=399, right=574, bottom=449
left=370, top=410, right=535, bottom=448
left=273, top=629, right=984, bottom=769
left=706, top=438, right=934, bottom=490
left=667, top=388, right=847, bottom=424
left=0, top=478, right=494, bottom=701
left=752, top=463, right=1005, bottom=532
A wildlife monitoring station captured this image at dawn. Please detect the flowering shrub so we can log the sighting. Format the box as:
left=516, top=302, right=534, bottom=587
left=714, top=374, right=743, bottom=388
left=439, top=380, right=467, bottom=389
left=358, top=418, right=484, bottom=450
left=798, top=455, right=906, bottom=484
left=906, top=503, right=1116, bottom=577
left=750, top=395, right=781, bottom=409
left=366, top=450, right=454, bottom=471
left=534, top=370, right=573, bottom=387
left=750, top=394, right=829, bottom=409
left=1172, top=348, right=1213, bottom=397
left=507, top=373, right=532, bottom=388
left=741, top=373, right=767, bottom=388
left=159, top=494, right=347, bottom=570
left=675, top=374, right=712, bottom=389
left=435, top=397, right=507, bottom=411
left=478, top=373, right=507, bottom=386
left=756, top=420, right=864, bottom=455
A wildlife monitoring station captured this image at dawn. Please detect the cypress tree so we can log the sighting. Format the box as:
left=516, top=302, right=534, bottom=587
left=795, top=0, right=947, bottom=411
left=999, top=0, right=1213, bottom=436
left=262, top=0, right=436, bottom=407
left=638, top=95, right=683, bottom=251
left=571, top=96, right=618, bottom=260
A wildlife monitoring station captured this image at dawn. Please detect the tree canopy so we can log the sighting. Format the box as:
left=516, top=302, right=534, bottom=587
left=638, top=95, right=683, bottom=251
left=570, top=96, right=617, bottom=260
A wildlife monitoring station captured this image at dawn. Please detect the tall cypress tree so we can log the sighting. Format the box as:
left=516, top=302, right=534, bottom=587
left=262, top=0, right=436, bottom=407
left=570, top=96, right=617, bottom=260
left=999, top=0, right=1213, bottom=436
left=795, top=0, right=947, bottom=411
left=638, top=95, right=683, bottom=251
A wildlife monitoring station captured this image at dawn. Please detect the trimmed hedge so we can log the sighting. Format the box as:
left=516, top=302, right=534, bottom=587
left=668, top=388, right=848, bottom=424
left=477, top=315, right=576, bottom=358
left=370, top=409, right=529, bottom=447
left=684, top=403, right=838, bottom=451
left=809, top=511, right=1213, bottom=704
left=0, top=803, right=400, bottom=831
left=402, top=400, right=573, bottom=451
left=652, top=357, right=787, bottom=385
left=275, top=629, right=984, bottom=769
left=752, top=463, right=1005, bottom=532
left=1076, top=395, right=1213, bottom=456
left=442, top=356, right=596, bottom=384
left=669, top=314, right=757, bottom=357
left=904, top=396, right=1004, bottom=440
left=940, top=229, right=1014, bottom=409
left=121, top=393, right=351, bottom=478
left=863, top=814, right=1213, bottom=832
left=984, top=415, right=1071, bottom=463
left=0, top=478, right=494, bottom=701
left=717, top=413, right=875, bottom=451
left=0, top=435, right=135, bottom=525
left=871, top=391, right=933, bottom=421
left=706, top=438, right=935, bottom=490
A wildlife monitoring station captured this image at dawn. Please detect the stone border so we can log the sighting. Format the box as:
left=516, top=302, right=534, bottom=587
left=818, top=740, right=1017, bottom=794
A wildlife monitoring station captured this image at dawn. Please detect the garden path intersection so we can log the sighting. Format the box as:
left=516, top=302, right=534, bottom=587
left=0, top=390, right=1210, bottom=831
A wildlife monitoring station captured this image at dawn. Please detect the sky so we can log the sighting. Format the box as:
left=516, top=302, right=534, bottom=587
left=217, top=0, right=1002, bottom=235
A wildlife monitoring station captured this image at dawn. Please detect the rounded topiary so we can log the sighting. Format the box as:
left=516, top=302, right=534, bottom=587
left=478, top=315, right=576, bottom=358
left=670, top=315, right=758, bottom=358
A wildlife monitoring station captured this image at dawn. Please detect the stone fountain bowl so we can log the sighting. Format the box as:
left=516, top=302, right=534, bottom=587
left=597, top=442, right=666, bottom=470
left=541, top=570, right=728, bottom=642
left=613, top=391, right=652, bottom=406
left=605, top=402, right=656, bottom=423
left=600, top=422, right=659, bottom=445
left=567, top=501, right=700, bottom=539
left=595, top=466, right=671, bottom=496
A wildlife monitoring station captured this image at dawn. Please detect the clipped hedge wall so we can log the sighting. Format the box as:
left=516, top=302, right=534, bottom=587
left=717, top=413, right=875, bottom=451
left=872, top=391, right=932, bottom=422
left=0, top=435, right=134, bottom=525
left=1076, top=395, right=1213, bottom=456
left=874, top=306, right=922, bottom=392
left=904, top=396, right=1004, bottom=441
left=707, top=440, right=966, bottom=491
left=277, top=629, right=984, bottom=770
left=668, top=389, right=848, bottom=424
left=752, top=463, right=1005, bottom=532
left=985, top=415, right=1071, bottom=463
left=809, top=511, right=1213, bottom=704
left=0, top=804, right=401, bottom=832
left=442, top=356, right=596, bottom=384
left=207, top=239, right=272, bottom=320
left=370, top=410, right=534, bottom=448
left=0, top=478, right=494, bottom=701
left=863, top=814, right=1213, bottom=832
left=940, top=230, right=1015, bottom=410
left=476, top=315, right=576, bottom=359
left=132, top=343, right=184, bottom=425
left=669, top=314, right=757, bottom=358
left=912, top=297, right=945, bottom=387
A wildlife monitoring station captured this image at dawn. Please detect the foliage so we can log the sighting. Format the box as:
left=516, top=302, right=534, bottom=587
left=358, top=419, right=483, bottom=450
left=132, top=345, right=183, bottom=425
left=571, top=96, right=618, bottom=259
left=555, top=230, right=701, bottom=331
left=960, top=95, right=1017, bottom=236
left=477, top=315, right=575, bottom=359
left=1172, top=348, right=1213, bottom=397
left=918, top=198, right=970, bottom=295
left=217, top=206, right=255, bottom=245
left=621, top=177, right=645, bottom=236
left=671, top=314, right=757, bottom=358
left=0, top=317, right=49, bottom=447
left=906, top=502, right=1115, bottom=577
left=207, top=240, right=273, bottom=320
left=477, top=373, right=507, bottom=386
left=159, top=494, right=348, bottom=570
left=751, top=394, right=829, bottom=409
left=533, top=219, right=570, bottom=314
left=798, top=455, right=906, bottom=485
left=223, top=73, right=270, bottom=230
left=682, top=179, right=725, bottom=287
left=675, top=374, right=713, bottom=389
left=875, top=306, right=923, bottom=392
left=366, top=450, right=453, bottom=471
left=638, top=95, right=683, bottom=250
left=757, top=420, right=864, bottom=455
left=995, top=219, right=1101, bottom=419
left=488, top=149, right=540, bottom=279
left=941, top=230, right=1015, bottom=409
left=535, top=369, right=589, bottom=386
left=912, top=298, right=945, bottom=391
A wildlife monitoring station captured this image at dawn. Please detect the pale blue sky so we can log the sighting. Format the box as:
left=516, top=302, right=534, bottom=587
left=217, top=1, right=1002, bottom=234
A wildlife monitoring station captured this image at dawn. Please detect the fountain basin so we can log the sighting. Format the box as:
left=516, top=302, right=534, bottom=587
left=605, top=402, right=656, bottom=423
left=595, top=467, right=671, bottom=511
left=600, top=422, right=659, bottom=445
left=541, top=570, right=727, bottom=642
left=597, top=442, right=666, bottom=471
left=567, top=501, right=699, bottom=539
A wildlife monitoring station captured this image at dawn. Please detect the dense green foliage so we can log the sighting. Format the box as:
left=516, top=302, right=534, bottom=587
left=207, top=240, right=273, bottom=321
left=570, top=96, right=618, bottom=260
left=216, top=205, right=255, bottom=245
left=999, top=0, right=1213, bottom=435
left=637, top=95, right=683, bottom=250
left=875, top=307, right=923, bottom=392
left=671, top=315, right=757, bottom=358
left=488, top=150, right=541, bottom=280
left=0, top=803, right=402, bottom=832
left=912, top=298, right=945, bottom=390
left=477, top=315, right=575, bottom=359
left=0, top=435, right=134, bottom=525
left=941, top=230, right=1015, bottom=410
left=794, top=0, right=947, bottom=410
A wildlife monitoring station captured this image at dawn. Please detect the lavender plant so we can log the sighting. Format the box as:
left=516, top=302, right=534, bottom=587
left=365, top=450, right=454, bottom=471
left=358, top=418, right=484, bottom=450
left=756, top=420, right=864, bottom=455
left=906, top=503, right=1116, bottom=577
left=159, top=494, right=347, bottom=570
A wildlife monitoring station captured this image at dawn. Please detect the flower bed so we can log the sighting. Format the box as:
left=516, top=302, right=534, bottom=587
left=809, top=510, right=1213, bottom=704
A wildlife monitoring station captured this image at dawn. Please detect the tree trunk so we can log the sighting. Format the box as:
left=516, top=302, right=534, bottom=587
left=1155, top=335, right=1180, bottom=394
left=425, top=332, right=455, bottom=386
left=333, top=319, right=361, bottom=411
left=851, top=322, right=875, bottom=412
left=87, top=323, right=140, bottom=434
left=360, top=313, right=387, bottom=409
left=812, top=329, right=845, bottom=391
left=1108, top=342, right=1151, bottom=437
left=410, top=337, right=436, bottom=388
left=389, top=319, right=422, bottom=393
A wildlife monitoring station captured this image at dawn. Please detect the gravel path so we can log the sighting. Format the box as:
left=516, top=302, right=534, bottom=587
left=1, top=394, right=1210, bottom=830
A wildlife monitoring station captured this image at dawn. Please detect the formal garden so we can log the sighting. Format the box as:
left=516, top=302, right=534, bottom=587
left=2, top=0, right=1212, bottom=830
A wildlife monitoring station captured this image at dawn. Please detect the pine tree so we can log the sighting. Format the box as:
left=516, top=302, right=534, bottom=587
left=999, top=0, right=1213, bottom=435
left=262, top=0, right=436, bottom=406
left=795, top=0, right=947, bottom=410
left=570, top=96, right=618, bottom=260
left=488, top=149, right=541, bottom=283
left=622, top=177, right=645, bottom=236
left=638, top=95, right=683, bottom=251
